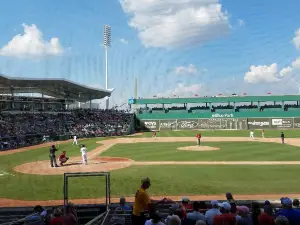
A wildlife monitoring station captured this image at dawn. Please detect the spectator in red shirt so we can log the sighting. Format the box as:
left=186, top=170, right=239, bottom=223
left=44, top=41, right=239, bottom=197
left=50, top=208, right=64, bottom=225
left=181, top=197, right=193, bottom=211
left=63, top=203, right=78, bottom=225
left=213, top=202, right=236, bottom=225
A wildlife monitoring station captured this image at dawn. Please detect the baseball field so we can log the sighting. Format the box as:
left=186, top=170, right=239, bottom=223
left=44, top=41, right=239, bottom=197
left=1, top=130, right=300, bottom=207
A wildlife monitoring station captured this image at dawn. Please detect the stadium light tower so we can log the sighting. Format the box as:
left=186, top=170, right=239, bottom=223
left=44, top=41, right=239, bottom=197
left=104, top=25, right=111, bottom=109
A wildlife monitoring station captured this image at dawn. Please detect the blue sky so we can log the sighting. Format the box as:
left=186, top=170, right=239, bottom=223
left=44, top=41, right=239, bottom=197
left=0, top=0, right=300, bottom=107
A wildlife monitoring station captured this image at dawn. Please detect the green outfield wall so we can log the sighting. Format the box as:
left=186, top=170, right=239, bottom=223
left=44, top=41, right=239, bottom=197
left=136, top=111, right=300, bottom=120
left=137, top=117, right=300, bottom=131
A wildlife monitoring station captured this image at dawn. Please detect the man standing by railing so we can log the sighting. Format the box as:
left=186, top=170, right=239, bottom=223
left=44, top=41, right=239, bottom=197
left=132, top=177, right=152, bottom=225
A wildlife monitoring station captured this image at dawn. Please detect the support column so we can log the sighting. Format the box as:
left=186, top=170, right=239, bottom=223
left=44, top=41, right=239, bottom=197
left=10, top=87, right=14, bottom=109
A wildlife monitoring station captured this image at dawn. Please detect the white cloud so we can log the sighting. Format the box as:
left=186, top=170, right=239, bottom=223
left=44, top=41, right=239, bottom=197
left=245, top=57, right=300, bottom=84
left=0, top=23, right=64, bottom=58
left=120, top=0, right=230, bottom=49
left=279, top=66, right=292, bottom=77
left=156, top=83, right=205, bottom=97
left=119, top=38, right=128, bottom=44
left=175, top=64, right=198, bottom=74
left=291, top=57, right=300, bottom=69
left=293, top=28, right=300, bottom=49
left=238, top=19, right=245, bottom=26
left=244, top=63, right=281, bottom=84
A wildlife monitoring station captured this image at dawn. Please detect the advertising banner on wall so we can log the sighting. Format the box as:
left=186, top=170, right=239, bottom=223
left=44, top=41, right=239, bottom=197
left=159, top=120, right=177, bottom=130
left=176, top=119, right=199, bottom=130
left=199, top=118, right=224, bottom=129
left=140, top=120, right=159, bottom=131
left=247, top=118, right=270, bottom=129
left=237, top=118, right=248, bottom=130
left=270, top=118, right=293, bottom=129
left=294, top=118, right=300, bottom=128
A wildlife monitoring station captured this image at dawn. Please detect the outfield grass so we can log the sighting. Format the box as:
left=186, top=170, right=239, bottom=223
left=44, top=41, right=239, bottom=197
left=2, top=165, right=300, bottom=200
left=1, top=130, right=300, bottom=201
left=101, top=141, right=300, bottom=161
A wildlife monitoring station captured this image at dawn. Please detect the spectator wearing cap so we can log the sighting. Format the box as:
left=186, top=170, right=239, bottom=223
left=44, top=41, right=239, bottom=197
left=275, top=216, right=289, bottom=225
left=26, top=205, right=50, bottom=225
left=213, top=202, right=236, bottom=225
left=145, top=212, right=164, bottom=225
left=258, top=201, right=275, bottom=225
left=292, top=199, right=299, bottom=209
left=132, top=177, right=152, bottom=225
left=181, top=197, right=193, bottom=210
left=275, top=197, right=300, bottom=225
left=187, top=201, right=206, bottom=222
left=119, top=197, right=131, bottom=211
left=205, top=200, right=221, bottom=225
left=236, top=206, right=252, bottom=225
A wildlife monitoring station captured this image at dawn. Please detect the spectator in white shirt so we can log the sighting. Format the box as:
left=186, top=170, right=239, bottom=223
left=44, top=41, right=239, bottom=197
left=187, top=201, right=206, bottom=222
left=167, top=215, right=181, bottom=225
left=145, top=212, right=164, bottom=225
left=205, top=200, right=222, bottom=225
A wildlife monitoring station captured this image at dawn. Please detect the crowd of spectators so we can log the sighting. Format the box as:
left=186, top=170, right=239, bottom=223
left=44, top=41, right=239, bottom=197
left=0, top=109, right=133, bottom=151
left=106, top=178, right=300, bottom=225
left=17, top=180, right=300, bottom=225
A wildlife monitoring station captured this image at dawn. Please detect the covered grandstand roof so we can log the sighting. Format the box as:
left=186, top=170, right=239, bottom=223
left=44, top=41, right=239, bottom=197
left=0, top=74, right=113, bottom=102
left=129, top=95, right=300, bottom=104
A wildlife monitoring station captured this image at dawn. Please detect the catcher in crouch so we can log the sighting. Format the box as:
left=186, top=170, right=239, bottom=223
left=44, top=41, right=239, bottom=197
left=58, top=151, right=69, bottom=166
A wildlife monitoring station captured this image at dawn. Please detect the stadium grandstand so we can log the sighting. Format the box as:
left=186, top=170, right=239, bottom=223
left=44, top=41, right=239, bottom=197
left=0, top=74, right=134, bottom=151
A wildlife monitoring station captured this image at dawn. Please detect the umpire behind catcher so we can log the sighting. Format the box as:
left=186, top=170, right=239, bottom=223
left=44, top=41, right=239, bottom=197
left=49, top=145, right=58, bottom=168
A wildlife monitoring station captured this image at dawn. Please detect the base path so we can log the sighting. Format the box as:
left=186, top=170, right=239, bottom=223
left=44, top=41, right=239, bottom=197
left=2, top=193, right=300, bottom=207
left=12, top=137, right=300, bottom=175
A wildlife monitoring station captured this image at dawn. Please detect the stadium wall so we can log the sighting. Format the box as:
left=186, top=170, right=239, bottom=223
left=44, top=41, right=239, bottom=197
left=136, top=111, right=300, bottom=120
left=138, top=117, right=299, bottom=131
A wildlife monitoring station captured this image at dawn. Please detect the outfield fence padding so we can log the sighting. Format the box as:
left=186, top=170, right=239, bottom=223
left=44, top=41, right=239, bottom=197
left=139, top=117, right=300, bottom=131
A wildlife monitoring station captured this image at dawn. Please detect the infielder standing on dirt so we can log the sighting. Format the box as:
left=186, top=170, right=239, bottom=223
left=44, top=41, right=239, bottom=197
left=73, top=135, right=78, bottom=145
left=49, top=145, right=58, bottom=168
left=250, top=130, right=254, bottom=139
left=80, top=144, right=88, bottom=165
left=281, top=132, right=285, bottom=144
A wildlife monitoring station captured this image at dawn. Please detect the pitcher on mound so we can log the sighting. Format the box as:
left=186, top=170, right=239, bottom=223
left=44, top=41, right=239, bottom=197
left=196, top=133, right=201, bottom=146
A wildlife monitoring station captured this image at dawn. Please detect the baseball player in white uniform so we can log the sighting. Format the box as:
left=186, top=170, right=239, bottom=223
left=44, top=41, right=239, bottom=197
left=250, top=131, right=254, bottom=139
left=80, top=144, right=87, bottom=165
left=73, top=135, right=78, bottom=145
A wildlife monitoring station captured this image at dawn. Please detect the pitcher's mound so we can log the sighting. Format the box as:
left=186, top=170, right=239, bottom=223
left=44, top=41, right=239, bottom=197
left=177, top=146, right=220, bottom=151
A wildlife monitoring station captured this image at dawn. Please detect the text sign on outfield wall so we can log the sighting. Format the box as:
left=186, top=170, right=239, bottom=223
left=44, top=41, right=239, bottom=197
left=270, top=118, right=293, bottom=129
left=294, top=118, right=300, bottom=128
left=247, top=118, right=270, bottom=129
left=177, top=119, right=199, bottom=129
left=159, top=120, right=177, bottom=130
left=141, top=120, right=159, bottom=130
